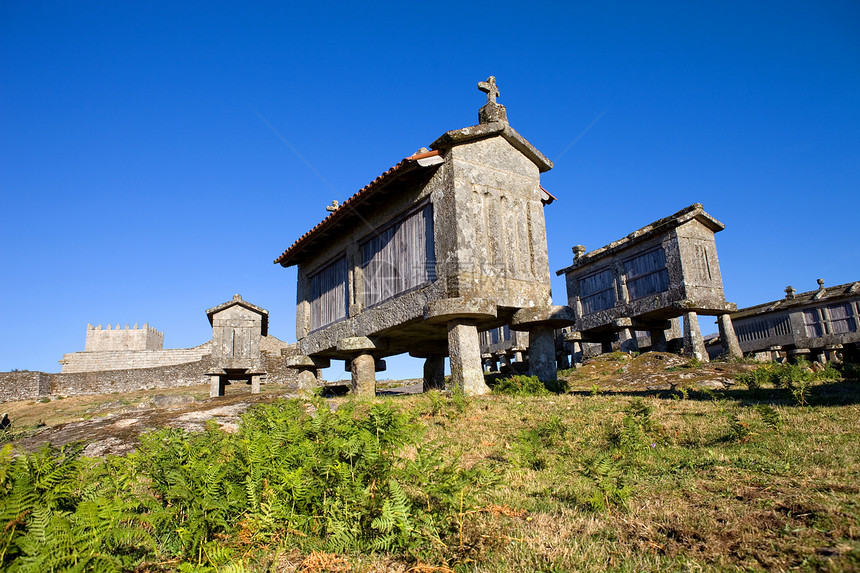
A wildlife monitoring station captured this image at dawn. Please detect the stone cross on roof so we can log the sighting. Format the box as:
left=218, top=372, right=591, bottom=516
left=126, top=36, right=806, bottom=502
left=478, top=76, right=500, bottom=105
left=476, top=76, right=507, bottom=125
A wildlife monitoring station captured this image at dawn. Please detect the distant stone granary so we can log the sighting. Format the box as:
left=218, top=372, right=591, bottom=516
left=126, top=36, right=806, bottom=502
left=276, top=77, right=573, bottom=395
left=556, top=204, right=740, bottom=362
left=710, top=279, right=860, bottom=363
left=206, top=294, right=270, bottom=397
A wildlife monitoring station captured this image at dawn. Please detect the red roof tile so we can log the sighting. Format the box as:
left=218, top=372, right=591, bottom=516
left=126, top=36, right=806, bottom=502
left=274, top=150, right=442, bottom=267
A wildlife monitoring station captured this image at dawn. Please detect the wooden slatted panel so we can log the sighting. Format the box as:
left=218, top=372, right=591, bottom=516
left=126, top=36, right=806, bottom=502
left=580, top=268, right=616, bottom=315
left=736, top=315, right=791, bottom=343
left=363, top=204, right=435, bottom=308
left=309, top=256, right=348, bottom=331
left=804, top=309, right=823, bottom=338
left=624, top=248, right=669, bottom=300
left=772, top=316, right=791, bottom=336
left=828, top=303, right=856, bottom=334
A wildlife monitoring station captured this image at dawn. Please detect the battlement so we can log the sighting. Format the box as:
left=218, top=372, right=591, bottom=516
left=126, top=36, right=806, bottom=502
left=84, top=323, right=164, bottom=352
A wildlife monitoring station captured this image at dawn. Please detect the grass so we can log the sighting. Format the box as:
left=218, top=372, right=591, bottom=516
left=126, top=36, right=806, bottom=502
left=406, top=379, right=860, bottom=572
left=3, top=357, right=860, bottom=571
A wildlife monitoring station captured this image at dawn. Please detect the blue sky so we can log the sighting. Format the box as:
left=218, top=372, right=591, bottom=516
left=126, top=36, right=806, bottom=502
left=2, top=1, right=858, bottom=380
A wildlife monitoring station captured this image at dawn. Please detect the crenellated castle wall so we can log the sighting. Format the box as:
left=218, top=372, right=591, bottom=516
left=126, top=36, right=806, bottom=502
left=85, top=323, right=164, bottom=352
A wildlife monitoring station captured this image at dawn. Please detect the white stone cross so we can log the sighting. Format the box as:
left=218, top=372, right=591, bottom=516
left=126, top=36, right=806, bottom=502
left=478, top=76, right=500, bottom=105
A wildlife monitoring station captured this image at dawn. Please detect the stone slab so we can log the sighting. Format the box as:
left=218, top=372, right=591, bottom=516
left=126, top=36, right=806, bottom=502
left=510, top=305, right=575, bottom=330
left=424, top=298, right=497, bottom=325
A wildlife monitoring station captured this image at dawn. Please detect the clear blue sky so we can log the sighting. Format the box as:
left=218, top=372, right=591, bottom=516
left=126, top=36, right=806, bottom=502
left=2, top=1, right=858, bottom=380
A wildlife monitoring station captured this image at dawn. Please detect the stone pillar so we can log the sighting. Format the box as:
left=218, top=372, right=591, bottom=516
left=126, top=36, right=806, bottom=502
left=350, top=352, right=376, bottom=397
left=209, top=374, right=224, bottom=397
left=423, top=355, right=446, bottom=391
left=285, top=355, right=330, bottom=396
left=513, top=349, right=525, bottom=363
left=718, top=314, right=742, bottom=359
left=650, top=328, right=668, bottom=352
left=613, top=327, right=639, bottom=353
left=788, top=348, right=810, bottom=364
left=814, top=350, right=827, bottom=364
left=557, top=347, right=570, bottom=370
left=826, top=345, right=843, bottom=363
left=665, top=318, right=683, bottom=353
left=527, top=326, right=557, bottom=382
left=251, top=374, right=263, bottom=394
left=682, top=311, right=708, bottom=362
left=447, top=319, right=490, bottom=396
left=296, top=369, right=318, bottom=394
left=571, top=341, right=583, bottom=367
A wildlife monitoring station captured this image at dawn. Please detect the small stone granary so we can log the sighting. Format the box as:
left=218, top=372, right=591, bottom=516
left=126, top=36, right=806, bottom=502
left=712, top=279, right=860, bottom=363
left=276, top=77, right=573, bottom=395
left=556, top=204, right=740, bottom=362
left=206, top=294, right=269, bottom=397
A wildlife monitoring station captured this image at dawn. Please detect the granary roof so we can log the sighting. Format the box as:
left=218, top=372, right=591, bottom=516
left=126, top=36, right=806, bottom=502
left=273, top=149, right=444, bottom=267
left=731, top=280, right=860, bottom=320
left=430, top=121, right=553, bottom=173
left=556, top=203, right=724, bottom=276
left=206, top=294, right=269, bottom=335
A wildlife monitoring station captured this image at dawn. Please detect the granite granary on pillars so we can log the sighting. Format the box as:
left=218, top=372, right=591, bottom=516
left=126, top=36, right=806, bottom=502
left=556, top=204, right=739, bottom=362
left=707, top=279, right=860, bottom=363
left=206, top=295, right=269, bottom=397
left=276, top=77, right=573, bottom=395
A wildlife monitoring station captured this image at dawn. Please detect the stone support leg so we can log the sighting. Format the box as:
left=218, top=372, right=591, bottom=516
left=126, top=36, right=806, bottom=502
left=447, top=319, right=490, bottom=396
left=296, top=369, right=317, bottom=394
left=423, top=355, right=446, bottom=392
left=718, top=314, right=742, bottom=359
left=209, top=375, right=224, bottom=398
left=650, top=329, right=668, bottom=352
left=251, top=375, right=262, bottom=394
left=613, top=327, right=639, bottom=353
left=528, top=326, right=557, bottom=382
left=557, top=347, right=570, bottom=370
left=350, top=353, right=376, bottom=397
left=666, top=318, right=683, bottom=353
left=571, top=341, right=583, bottom=367
left=682, top=312, right=708, bottom=362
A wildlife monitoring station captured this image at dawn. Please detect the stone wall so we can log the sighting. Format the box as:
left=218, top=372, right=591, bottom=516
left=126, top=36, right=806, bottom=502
left=1, top=337, right=300, bottom=403
left=0, top=372, right=52, bottom=402
left=60, top=342, right=212, bottom=373
left=53, top=358, right=212, bottom=397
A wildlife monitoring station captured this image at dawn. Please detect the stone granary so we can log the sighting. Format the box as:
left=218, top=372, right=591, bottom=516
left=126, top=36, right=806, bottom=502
left=479, top=326, right=530, bottom=373
left=556, top=204, right=740, bottom=362
left=709, top=279, right=860, bottom=363
left=206, top=294, right=269, bottom=397
left=276, top=77, right=573, bottom=396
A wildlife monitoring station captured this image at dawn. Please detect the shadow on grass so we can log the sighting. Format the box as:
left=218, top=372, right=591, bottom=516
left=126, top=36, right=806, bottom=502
left=568, top=378, right=860, bottom=407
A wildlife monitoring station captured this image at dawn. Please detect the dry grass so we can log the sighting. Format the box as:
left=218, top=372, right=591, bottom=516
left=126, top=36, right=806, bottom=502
left=399, top=358, right=860, bottom=571
left=4, top=354, right=860, bottom=571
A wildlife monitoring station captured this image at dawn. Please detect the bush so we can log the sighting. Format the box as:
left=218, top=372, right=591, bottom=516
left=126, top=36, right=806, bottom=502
left=0, top=399, right=491, bottom=570
left=491, top=375, right=549, bottom=396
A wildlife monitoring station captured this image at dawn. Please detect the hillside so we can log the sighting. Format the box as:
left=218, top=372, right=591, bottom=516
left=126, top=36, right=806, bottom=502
left=1, top=353, right=858, bottom=572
